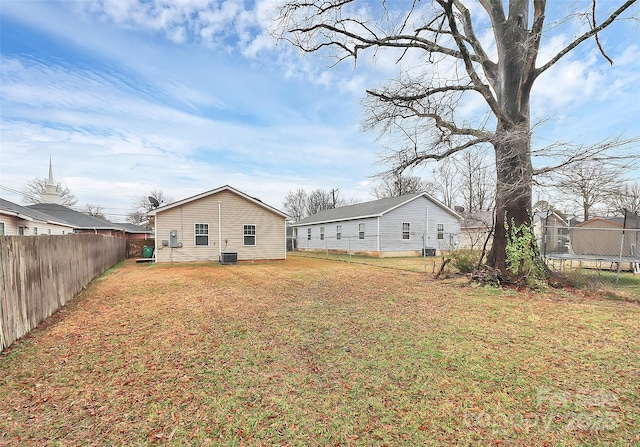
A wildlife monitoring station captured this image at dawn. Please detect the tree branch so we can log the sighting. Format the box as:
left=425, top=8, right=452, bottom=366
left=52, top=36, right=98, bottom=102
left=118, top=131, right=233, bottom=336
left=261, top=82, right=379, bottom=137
left=534, top=0, right=637, bottom=78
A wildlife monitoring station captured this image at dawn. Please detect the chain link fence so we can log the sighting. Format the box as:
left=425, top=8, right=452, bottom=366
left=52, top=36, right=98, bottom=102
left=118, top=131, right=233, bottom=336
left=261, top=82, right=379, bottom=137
left=539, top=220, right=640, bottom=296
left=289, top=217, right=640, bottom=297
left=290, top=233, right=459, bottom=274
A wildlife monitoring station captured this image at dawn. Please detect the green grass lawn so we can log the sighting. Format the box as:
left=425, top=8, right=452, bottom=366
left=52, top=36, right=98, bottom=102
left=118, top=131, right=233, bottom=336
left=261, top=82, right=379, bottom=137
left=1, top=257, right=638, bottom=446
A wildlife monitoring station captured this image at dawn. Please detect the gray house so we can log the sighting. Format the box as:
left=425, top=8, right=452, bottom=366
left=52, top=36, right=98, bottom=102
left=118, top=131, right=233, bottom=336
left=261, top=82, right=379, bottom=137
left=292, top=193, right=462, bottom=257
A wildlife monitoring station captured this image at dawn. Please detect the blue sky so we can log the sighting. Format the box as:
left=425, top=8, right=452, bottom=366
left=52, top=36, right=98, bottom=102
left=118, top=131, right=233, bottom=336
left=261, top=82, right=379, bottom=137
left=1, top=0, right=638, bottom=220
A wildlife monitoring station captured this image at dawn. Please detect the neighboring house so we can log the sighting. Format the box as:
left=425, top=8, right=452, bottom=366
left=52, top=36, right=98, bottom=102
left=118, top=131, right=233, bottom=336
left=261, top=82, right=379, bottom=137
left=533, top=210, right=569, bottom=255
left=112, top=222, right=153, bottom=240
left=0, top=198, right=75, bottom=235
left=570, top=216, right=640, bottom=257
left=27, top=203, right=129, bottom=237
left=147, top=185, right=288, bottom=263
left=459, top=211, right=494, bottom=250
left=292, top=193, right=462, bottom=257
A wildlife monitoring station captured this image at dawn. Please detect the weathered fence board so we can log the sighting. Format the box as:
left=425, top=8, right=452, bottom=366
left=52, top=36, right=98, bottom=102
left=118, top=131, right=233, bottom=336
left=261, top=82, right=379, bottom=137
left=0, top=234, right=126, bottom=351
left=127, top=238, right=155, bottom=258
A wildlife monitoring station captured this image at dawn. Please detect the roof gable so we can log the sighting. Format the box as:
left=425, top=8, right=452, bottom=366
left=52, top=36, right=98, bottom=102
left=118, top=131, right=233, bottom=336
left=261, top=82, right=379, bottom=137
left=147, top=185, right=288, bottom=218
left=292, top=193, right=462, bottom=226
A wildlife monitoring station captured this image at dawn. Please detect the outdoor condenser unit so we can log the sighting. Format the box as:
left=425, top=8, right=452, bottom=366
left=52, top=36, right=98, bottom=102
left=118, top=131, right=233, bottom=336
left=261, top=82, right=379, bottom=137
left=221, top=252, right=238, bottom=265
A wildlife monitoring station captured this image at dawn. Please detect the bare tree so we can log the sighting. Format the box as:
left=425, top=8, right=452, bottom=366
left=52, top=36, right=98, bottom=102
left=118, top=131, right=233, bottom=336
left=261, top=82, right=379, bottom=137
left=453, top=149, right=495, bottom=212
left=126, top=210, right=148, bottom=226
left=83, top=204, right=107, bottom=220
left=307, top=188, right=343, bottom=215
left=425, top=158, right=458, bottom=209
left=127, top=189, right=174, bottom=224
left=283, top=188, right=308, bottom=222
left=22, top=177, right=78, bottom=207
left=283, top=187, right=352, bottom=220
left=553, top=161, right=622, bottom=221
left=371, top=173, right=430, bottom=198
left=606, top=182, right=640, bottom=215
left=275, top=0, right=638, bottom=274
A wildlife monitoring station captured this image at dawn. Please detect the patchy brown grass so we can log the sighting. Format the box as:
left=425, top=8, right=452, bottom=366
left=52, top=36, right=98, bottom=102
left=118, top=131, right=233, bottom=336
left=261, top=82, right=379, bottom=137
left=1, top=257, right=639, bottom=446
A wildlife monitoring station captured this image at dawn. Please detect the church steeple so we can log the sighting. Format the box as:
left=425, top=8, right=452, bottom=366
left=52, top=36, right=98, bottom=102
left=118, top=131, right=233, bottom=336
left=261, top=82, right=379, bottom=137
left=40, top=157, right=63, bottom=204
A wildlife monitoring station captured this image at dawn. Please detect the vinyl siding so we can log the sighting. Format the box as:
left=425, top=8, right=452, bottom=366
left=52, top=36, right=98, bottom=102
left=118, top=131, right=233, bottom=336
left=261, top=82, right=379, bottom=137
left=295, top=195, right=461, bottom=255
left=298, top=217, right=379, bottom=252
left=0, top=216, right=73, bottom=235
left=154, top=190, right=286, bottom=262
left=379, top=196, right=461, bottom=252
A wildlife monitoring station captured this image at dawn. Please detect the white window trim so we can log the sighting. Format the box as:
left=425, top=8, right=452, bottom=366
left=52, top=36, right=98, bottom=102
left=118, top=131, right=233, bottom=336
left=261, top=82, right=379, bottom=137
left=243, top=224, right=256, bottom=246
left=359, top=223, right=365, bottom=240
left=307, top=228, right=311, bottom=240
left=194, top=223, right=209, bottom=246
left=336, top=225, right=341, bottom=240
left=402, top=222, right=410, bottom=240
left=320, top=226, right=325, bottom=240
left=437, top=223, right=445, bottom=240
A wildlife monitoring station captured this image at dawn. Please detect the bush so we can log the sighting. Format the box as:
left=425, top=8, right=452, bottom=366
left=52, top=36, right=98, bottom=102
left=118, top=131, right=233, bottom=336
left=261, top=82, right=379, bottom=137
left=452, top=250, right=482, bottom=274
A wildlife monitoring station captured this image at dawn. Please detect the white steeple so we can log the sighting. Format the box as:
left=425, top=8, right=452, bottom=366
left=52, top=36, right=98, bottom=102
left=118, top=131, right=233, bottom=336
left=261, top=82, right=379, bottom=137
left=40, top=157, right=63, bottom=204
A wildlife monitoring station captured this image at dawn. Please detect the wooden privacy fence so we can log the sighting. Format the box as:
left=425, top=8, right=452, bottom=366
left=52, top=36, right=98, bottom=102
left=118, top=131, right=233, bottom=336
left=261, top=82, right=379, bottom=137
left=127, top=238, right=155, bottom=258
left=0, top=234, right=126, bottom=351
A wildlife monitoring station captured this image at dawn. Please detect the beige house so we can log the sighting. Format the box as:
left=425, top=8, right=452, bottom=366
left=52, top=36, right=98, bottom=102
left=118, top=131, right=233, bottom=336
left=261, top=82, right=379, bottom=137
left=459, top=211, right=493, bottom=250
left=0, top=198, right=75, bottom=235
left=148, top=185, right=288, bottom=263
left=570, top=216, right=639, bottom=257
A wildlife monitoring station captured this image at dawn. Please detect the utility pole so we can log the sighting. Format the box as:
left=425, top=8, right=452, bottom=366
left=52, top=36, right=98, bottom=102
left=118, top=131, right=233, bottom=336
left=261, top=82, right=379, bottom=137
left=330, top=188, right=339, bottom=208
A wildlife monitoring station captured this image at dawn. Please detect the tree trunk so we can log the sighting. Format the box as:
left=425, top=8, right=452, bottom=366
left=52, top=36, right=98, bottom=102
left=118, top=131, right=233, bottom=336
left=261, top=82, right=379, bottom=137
left=487, top=121, right=534, bottom=270
left=485, top=0, right=535, bottom=271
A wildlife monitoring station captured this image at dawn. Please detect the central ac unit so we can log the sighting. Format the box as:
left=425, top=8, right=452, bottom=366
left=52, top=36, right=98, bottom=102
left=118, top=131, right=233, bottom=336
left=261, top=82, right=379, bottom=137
left=221, top=252, right=238, bottom=265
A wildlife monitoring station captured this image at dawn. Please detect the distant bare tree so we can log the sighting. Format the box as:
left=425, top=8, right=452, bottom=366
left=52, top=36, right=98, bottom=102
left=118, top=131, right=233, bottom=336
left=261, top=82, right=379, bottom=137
left=425, top=159, right=458, bottom=209
left=454, top=149, right=495, bottom=212
left=283, top=188, right=308, bottom=222
left=127, top=189, right=174, bottom=224
left=22, top=177, right=78, bottom=207
left=553, top=161, right=621, bottom=221
left=307, top=188, right=343, bottom=215
left=126, top=210, right=148, bottom=226
left=606, top=182, right=640, bottom=215
left=284, top=187, right=352, bottom=220
left=371, top=173, right=430, bottom=198
left=83, top=204, right=107, bottom=220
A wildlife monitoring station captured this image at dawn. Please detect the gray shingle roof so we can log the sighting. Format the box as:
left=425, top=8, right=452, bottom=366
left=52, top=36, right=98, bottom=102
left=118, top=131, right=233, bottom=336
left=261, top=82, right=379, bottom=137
left=0, top=198, right=74, bottom=227
left=292, top=193, right=459, bottom=226
left=113, top=222, right=152, bottom=234
left=27, top=203, right=124, bottom=230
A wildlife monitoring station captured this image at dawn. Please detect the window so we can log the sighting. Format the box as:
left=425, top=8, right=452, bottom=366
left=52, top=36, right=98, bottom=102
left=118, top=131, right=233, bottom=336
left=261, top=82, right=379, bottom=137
left=18, top=226, right=25, bottom=235
left=195, top=223, right=209, bottom=246
left=437, top=223, right=444, bottom=240
left=244, top=224, right=256, bottom=246
left=307, top=228, right=311, bottom=240
left=359, top=223, right=365, bottom=240
left=336, top=225, right=341, bottom=240
left=320, top=226, right=325, bottom=240
left=48, top=229, right=51, bottom=235
left=402, top=222, right=410, bottom=240
left=33, top=227, right=38, bottom=235
left=0, top=222, right=4, bottom=235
